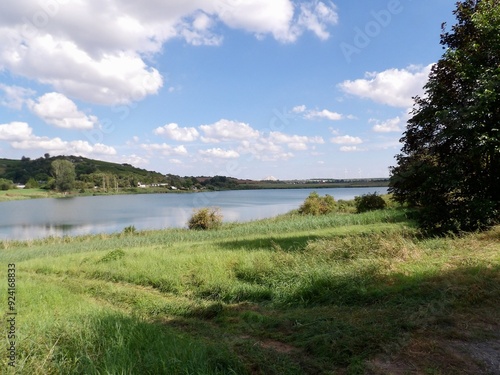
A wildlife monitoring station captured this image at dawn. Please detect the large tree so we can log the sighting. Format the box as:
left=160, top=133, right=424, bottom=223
left=389, top=0, right=500, bottom=233
left=51, top=159, right=76, bottom=192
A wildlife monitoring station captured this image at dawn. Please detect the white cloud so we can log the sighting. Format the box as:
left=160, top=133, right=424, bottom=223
left=340, top=146, right=359, bottom=152
left=0, top=122, right=116, bottom=156
left=0, top=1, right=339, bottom=106
left=119, top=154, right=149, bottom=167
left=154, top=123, right=199, bottom=142
left=140, top=143, right=188, bottom=156
left=179, top=12, right=223, bottom=46
left=288, top=143, right=308, bottom=151
left=92, top=143, right=117, bottom=155
left=331, top=135, right=363, bottom=144
left=13, top=137, right=116, bottom=155
left=269, top=131, right=324, bottom=151
left=292, top=105, right=307, bottom=113
left=370, top=116, right=403, bottom=133
left=304, top=109, right=344, bottom=121
left=199, top=148, right=240, bottom=159
left=339, top=64, right=433, bottom=108
left=215, top=0, right=338, bottom=43
left=296, top=1, right=339, bottom=41
left=0, top=122, right=33, bottom=141
left=200, top=119, right=260, bottom=143
left=0, top=84, right=35, bottom=110
left=29, top=92, right=98, bottom=129
left=294, top=105, right=347, bottom=121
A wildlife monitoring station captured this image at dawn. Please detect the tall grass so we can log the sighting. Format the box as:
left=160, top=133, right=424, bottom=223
left=1, top=209, right=499, bottom=374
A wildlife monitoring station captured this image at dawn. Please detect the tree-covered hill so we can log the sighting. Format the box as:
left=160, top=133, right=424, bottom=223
left=0, top=155, right=178, bottom=189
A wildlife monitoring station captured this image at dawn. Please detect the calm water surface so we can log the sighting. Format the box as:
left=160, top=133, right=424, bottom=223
left=0, top=187, right=388, bottom=240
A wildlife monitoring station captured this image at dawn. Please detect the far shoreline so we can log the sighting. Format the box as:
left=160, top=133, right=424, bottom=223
left=0, top=181, right=390, bottom=203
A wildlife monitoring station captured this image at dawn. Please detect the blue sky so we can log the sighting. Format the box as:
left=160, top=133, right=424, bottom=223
left=0, top=0, right=457, bottom=180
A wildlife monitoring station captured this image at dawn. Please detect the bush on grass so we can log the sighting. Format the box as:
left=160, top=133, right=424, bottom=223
left=299, top=192, right=336, bottom=215
left=0, top=178, right=14, bottom=190
left=355, top=193, right=387, bottom=213
left=188, top=207, right=223, bottom=230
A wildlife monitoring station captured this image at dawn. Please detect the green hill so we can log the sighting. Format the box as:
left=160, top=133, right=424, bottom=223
left=0, top=155, right=185, bottom=189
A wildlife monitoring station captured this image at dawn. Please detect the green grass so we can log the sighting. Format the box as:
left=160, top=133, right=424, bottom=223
left=1, top=208, right=499, bottom=374
left=0, top=189, right=62, bottom=202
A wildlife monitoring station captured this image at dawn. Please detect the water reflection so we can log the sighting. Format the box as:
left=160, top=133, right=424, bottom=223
left=0, top=187, right=387, bottom=240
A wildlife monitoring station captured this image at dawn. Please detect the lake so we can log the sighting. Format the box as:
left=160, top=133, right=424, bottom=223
left=0, top=187, right=388, bottom=240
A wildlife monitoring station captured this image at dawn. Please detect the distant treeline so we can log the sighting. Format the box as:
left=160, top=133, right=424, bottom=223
left=0, top=155, right=388, bottom=192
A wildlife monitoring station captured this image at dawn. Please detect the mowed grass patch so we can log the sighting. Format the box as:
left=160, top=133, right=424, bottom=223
left=1, top=273, right=244, bottom=375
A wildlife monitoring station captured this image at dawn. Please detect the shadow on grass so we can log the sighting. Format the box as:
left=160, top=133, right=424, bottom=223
left=214, top=263, right=500, bottom=373
left=217, top=234, right=322, bottom=252
left=23, top=263, right=500, bottom=375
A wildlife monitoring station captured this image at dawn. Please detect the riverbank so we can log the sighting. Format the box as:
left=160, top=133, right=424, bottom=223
left=1, top=208, right=498, bottom=374
left=0, top=187, right=193, bottom=202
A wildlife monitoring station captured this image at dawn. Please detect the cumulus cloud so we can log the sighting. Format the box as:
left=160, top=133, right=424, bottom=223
left=331, top=135, right=363, bottom=144
left=0, top=121, right=116, bottom=156
left=200, top=119, right=260, bottom=143
left=338, top=64, right=433, bottom=108
left=304, top=109, right=344, bottom=121
left=292, top=105, right=306, bottom=113
left=199, top=148, right=239, bottom=159
left=0, top=84, right=35, bottom=110
left=269, top=131, right=324, bottom=151
left=216, top=0, right=338, bottom=43
left=140, top=143, right=188, bottom=156
left=0, top=122, right=33, bottom=141
left=119, top=154, right=149, bottom=167
left=370, top=116, right=402, bottom=133
left=148, top=117, right=329, bottom=163
left=154, top=123, right=199, bottom=142
left=340, top=146, right=359, bottom=152
left=293, top=105, right=347, bottom=121
left=0, top=0, right=339, bottom=106
left=296, top=1, right=339, bottom=41
left=28, top=92, right=98, bottom=129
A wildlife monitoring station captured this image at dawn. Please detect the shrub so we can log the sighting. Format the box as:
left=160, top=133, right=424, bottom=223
left=122, top=225, right=136, bottom=235
left=188, top=207, right=223, bottom=230
left=355, top=193, right=387, bottom=213
left=25, top=178, right=39, bottom=189
left=298, top=192, right=336, bottom=215
left=0, top=178, right=14, bottom=191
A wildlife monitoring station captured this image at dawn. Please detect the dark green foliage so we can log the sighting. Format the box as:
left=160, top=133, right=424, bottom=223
left=188, top=207, right=223, bottom=230
left=389, top=0, right=500, bottom=233
left=122, top=225, right=137, bottom=235
left=298, top=192, right=336, bottom=215
left=24, top=177, right=39, bottom=189
left=355, top=193, right=386, bottom=213
left=202, top=175, right=239, bottom=190
left=0, top=155, right=193, bottom=189
left=0, top=178, right=14, bottom=190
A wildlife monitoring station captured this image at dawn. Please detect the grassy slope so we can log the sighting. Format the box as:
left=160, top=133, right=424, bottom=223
left=0, top=209, right=499, bottom=374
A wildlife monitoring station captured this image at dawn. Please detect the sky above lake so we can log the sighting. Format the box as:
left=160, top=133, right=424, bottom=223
left=0, top=0, right=457, bottom=180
